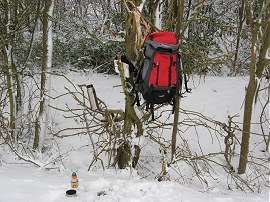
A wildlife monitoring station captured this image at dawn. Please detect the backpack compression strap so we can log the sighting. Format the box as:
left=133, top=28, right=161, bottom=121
left=145, top=85, right=155, bottom=120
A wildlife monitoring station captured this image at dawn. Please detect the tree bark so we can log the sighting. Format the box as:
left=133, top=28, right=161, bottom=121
left=232, top=0, right=245, bottom=75
left=256, top=19, right=270, bottom=78
left=33, top=0, right=54, bottom=150
left=171, top=93, right=180, bottom=160
left=238, top=0, right=268, bottom=174
left=2, top=0, right=16, bottom=140
left=170, top=0, right=184, bottom=160
left=238, top=47, right=257, bottom=174
left=115, top=0, right=144, bottom=169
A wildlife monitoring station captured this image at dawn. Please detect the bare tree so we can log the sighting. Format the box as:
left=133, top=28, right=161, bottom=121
left=33, top=0, right=55, bottom=150
left=0, top=0, right=41, bottom=141
left=238, top=0, right=270, bottom=174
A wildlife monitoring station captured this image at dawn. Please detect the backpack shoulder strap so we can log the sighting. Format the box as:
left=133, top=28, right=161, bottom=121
left=177, top=53, right=191, bottom=95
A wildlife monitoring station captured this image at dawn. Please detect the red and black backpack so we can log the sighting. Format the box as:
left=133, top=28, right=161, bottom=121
left=135, top=31, right=183, bottom=119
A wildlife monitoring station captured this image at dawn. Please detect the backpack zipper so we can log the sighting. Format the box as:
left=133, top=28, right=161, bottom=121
left=156, top=61, right=160, bottom=85
left=168, top=56, right=173, bottom=86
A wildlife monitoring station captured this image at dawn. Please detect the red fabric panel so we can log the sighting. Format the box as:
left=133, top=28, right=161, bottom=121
left=170, top=54, right=177, bottom=85
left=146, top=32, right=178, bottom=45
left=149, top=54, right=177, bottom=87
left=171, top=65, right=177, bottom=85
left=149, top=62, right=158, bottom=86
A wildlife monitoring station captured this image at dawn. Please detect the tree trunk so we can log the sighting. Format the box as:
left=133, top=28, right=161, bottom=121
left=33, top=0, right=54, bottom=150
left=116, top=0, right=143, bottom=169
left=169, top=0, right=185, bottom=160
left=238, top=71, right=257, bottom=174
left=2, top=0, right=16, bottom=140
left=238, top=0, right=260, bottom=174
left=171, top=93, right=180, bottom=160
left=3, top=48, right=15, bottom=140
left=116, top=60, right=143, bottom=169
left=232, top=0, right=245, bottom=75
left=256, top=19, right=270, bottom=78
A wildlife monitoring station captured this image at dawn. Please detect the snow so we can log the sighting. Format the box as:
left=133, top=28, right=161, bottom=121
left=0, top=72, right=269, bottom=202
left=155, top=0, right=163, bottom=30
left=0, top=164, right=267, bottom=202
left=138, top=0, right=147, bottom=12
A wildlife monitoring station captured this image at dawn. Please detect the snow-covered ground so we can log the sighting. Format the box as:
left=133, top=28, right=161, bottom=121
left=0, top=71, right=269, bottom=202
left=0, top=164, right=268, bottom=202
